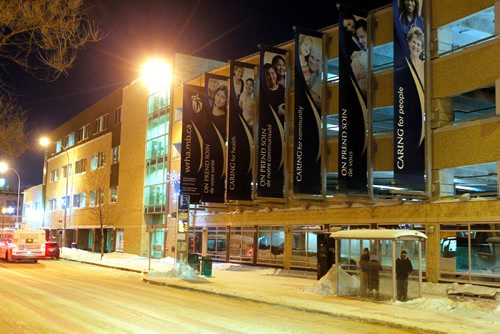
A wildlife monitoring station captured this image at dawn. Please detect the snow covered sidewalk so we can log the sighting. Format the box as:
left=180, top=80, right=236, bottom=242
left=61, top=249, right=500, bottom=334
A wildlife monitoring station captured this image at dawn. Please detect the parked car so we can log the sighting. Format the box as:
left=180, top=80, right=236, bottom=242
left=45, top=242, right=60, bottom=259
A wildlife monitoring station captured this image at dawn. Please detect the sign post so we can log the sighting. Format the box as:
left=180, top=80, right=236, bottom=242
left=175, top=195, right=190, bottom=264
left=148, top=224, right=155, bottom=271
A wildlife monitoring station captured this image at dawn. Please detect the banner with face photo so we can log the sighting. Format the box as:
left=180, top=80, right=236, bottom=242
left=180, top=84, right=209, bottom=203
left=294, top=28, right=323, bottom=195
left=393, top=0, right=425, bottom=190
left=203, top=73, right=228, bottom=203
left=338, top=7, right=368, bottom=193
left=257, top=46, right=287, bottom=199
left=227, top=61, right=256, bottom=201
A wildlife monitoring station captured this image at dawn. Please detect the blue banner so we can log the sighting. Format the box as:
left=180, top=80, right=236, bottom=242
left=338, top=8, right=368, bottom=193
left=257, top=46, right=287, bottom=199
left=293, top=28, right=323, bottom=195
left=203, top=73, right=228, bottom=203
left=393, top=0, right=425, bottom=190
left=180, top=85, right=209, bottom=203
left=227, top=61, right=256, bottom=201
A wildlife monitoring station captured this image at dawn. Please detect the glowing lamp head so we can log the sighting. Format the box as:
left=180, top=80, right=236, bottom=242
left=141, top=59, right=172, bottom=94
left=0, top=161, right=8, bottom=173
left=39, top=137, right=50, bottom=148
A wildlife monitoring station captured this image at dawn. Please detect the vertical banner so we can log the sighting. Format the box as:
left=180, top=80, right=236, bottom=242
left=393, top=0, right=425, bottom=190
left=294, top=28, right=323, bottom=195
left=338, top=7, right=368, bottom=193
left=180, top=85, right=208, bottom=203
left=204, top=73, right=229, bottom=203
left=257, top=46, right=287, bottom=199
left=227, top=61, right=256, bottom=201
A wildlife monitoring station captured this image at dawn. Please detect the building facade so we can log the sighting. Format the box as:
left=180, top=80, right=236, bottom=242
left=38, top=1, right=499, bottom=285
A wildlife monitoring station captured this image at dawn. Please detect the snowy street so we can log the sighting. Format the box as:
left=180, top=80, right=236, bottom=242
left=0, top=259, right=418, bottom=334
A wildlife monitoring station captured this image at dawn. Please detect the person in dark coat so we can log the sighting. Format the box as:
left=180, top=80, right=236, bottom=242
left=359, top=248, right=370, bottom=296
left=367, top=255, right=383, bottom=298
left=396, top=250, right=413, bottom=301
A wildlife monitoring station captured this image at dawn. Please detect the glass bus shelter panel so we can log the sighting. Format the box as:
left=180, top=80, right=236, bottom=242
left=207, top=227, right=227, bottom=261
left=257, top=226, right=285, bottom=266
left=291, top=226, right=322, bottom=269
left=338, top=238, right=422, bottom=301
left=229, top=226, right=254, bottom=264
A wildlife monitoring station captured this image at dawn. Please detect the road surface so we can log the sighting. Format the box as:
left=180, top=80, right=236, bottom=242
left=0, top=259, right=420, bottom=333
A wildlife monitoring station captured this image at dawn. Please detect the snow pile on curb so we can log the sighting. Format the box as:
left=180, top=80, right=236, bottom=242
left=302, top=265, right=359, bottom=295
left=146, top=261, right=206, bottom=282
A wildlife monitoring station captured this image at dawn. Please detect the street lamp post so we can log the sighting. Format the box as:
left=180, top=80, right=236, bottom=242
left=0, top=162, right=21, bottom=228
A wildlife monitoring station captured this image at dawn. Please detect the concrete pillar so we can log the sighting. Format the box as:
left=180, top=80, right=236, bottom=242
left=431, top=97, right=453, bottom=129
left=497, top=160, right=500, bottom=196
left=496, top=1, right=500, bottom=35
left=496, top=78, right=500, bottom=116
left=283, top=226, right=292, bottom=270
left=425, top=222, right=440, bottom=283
left=431, top=168, right=454, bottom=200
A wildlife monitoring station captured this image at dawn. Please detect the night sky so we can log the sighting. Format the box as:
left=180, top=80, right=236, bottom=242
left=7, top=0, right=388, bottom=191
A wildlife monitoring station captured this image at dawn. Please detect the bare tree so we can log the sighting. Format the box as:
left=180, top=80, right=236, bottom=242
left=0, top=96, right=27, bottom=157
left=85, top=166, right=113, bottom=260
left=0, top=0, right=101, bottom=156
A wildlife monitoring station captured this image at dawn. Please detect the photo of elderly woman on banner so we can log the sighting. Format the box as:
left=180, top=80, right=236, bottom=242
left=393, top=0, right=425, bottom=190
left=294, top=28, right=324, bottom=195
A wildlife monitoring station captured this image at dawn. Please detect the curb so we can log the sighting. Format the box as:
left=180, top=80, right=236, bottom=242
left=61, top=258, right=144, bottom=274
left=142, top=277, right=446, bottom=334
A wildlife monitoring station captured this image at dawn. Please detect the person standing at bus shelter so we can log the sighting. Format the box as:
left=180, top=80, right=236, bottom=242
left=396, top=250, right=413, bottom=301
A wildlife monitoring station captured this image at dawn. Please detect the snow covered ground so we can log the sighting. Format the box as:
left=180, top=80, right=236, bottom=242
left=61, top=248, right=500, bottom=334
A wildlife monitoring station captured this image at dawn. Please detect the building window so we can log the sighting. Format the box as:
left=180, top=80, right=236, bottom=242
left=50, top=169, right=59, bottom=182
left=63, top=132, right=75, bottom=148
left=49, top=199, right=57, bottom=211
left=98, top=190, right=104, bottom=205
left=90, top=190, right=97, bottom=207
left=437, top=6, right=495, bottom=56
left=73, top=193, right=80, bottom=208
left=56, top=140, right=62, bottom=153
left=91, top=153, right=98, bottom=170
left=94, top=114, right=109, bottom=134
left=75, top=158, right=87, bottom=174
left=62, top=164, right=73, bottom=178
left=61, top=195, right=70, bottom=209
left=110, top=186, right=118, bottom=203
left=114, top=106, right=122, bottom=124
left=79, top=192, right=86, bottom=208
left=99, top=152, right=106, bottom=167
left=112, top=146, right=120, bottom=164
left=78, top=123, right=91, bottom=142
left=91, top=152, right=106, bottom=170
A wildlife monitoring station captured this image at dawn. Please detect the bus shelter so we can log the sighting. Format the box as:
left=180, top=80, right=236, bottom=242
left=330, top=229, right=427, bottom=301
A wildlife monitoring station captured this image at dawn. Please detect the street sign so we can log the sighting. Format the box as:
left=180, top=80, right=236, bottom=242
left=177, top=194, right=189, bottom=220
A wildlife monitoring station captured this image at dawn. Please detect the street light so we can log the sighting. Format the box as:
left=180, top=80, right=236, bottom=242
left=141, top=58, right=172, bottom=94
left=0, top=162, right=21, bottom=228
left=39, top=137, right=71, bottom=248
